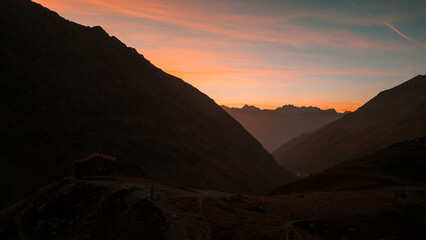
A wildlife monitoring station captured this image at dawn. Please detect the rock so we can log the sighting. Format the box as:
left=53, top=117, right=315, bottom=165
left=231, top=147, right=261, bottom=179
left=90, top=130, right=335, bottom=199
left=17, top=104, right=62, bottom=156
left=48, top=217, right=59, bottom=229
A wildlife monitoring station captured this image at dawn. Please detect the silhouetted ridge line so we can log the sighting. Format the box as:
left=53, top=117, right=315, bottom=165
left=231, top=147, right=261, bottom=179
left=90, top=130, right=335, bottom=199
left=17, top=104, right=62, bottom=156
left=274, top=75, right=426, bottom=175
left=0, top=0, right=296, bottom=210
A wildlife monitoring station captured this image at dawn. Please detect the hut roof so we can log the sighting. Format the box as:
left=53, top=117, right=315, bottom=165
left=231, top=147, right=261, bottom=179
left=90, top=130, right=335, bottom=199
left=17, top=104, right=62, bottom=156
left=73, top=152, right=116, bottom=164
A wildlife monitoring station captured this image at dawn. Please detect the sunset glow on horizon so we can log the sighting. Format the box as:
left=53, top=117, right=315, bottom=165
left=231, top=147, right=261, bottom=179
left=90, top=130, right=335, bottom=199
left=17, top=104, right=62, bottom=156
left=33, top=0, right=426, bottom=112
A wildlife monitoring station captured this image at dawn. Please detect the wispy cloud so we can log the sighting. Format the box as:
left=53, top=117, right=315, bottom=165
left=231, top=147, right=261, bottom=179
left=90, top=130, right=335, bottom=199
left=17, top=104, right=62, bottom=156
left=383, top=22, right=412, bottom=42
left=406, top=60, right=414, bottom=73
left=344, top=0, right=372, bottom=16
left=344, top=0, right=417, bottom=44
left=36, top=0, right=411, bottom=50
left=33, top=0, right=423, bottom=111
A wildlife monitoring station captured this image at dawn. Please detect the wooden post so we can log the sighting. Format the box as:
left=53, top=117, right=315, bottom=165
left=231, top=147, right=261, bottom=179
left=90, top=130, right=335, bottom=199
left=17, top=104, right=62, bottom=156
left=198, top=198, right=202, bottom=216
left=151, top=186, right=154, bottom=200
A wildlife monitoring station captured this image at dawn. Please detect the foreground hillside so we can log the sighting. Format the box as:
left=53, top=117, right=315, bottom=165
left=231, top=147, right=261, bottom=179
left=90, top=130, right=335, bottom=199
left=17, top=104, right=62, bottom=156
left=223, top=105, right=344, bottom=152
left=1, top=138, right=425, bottom=239
left=274, top=75, right=426, bottom=175
left=0, top=0, right=296, bottom=210
left=0, top=138, right=426, bottom=240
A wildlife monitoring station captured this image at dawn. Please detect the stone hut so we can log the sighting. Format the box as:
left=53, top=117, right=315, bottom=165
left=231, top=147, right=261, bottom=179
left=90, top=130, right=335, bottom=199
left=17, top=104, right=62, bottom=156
left=73, top=152, right=116, bottom=178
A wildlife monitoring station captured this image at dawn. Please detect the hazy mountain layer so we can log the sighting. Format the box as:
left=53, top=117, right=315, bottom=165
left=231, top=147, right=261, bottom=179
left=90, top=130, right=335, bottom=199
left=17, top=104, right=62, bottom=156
left=273, top=75, right=426, bottom=175
left=223, top=105, right=345, bottom=152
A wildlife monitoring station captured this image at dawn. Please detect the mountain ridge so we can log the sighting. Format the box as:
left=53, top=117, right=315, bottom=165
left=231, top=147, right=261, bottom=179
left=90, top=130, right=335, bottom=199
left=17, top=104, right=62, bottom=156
left=0, top=0, right=296, bottom=210
left=271, top=136, right=426, bottom=194
left=223, top=104, right=344, bottom=114
left=273, top=75, right=426, bottom=175
left=222, top=104, right=345, bottom=152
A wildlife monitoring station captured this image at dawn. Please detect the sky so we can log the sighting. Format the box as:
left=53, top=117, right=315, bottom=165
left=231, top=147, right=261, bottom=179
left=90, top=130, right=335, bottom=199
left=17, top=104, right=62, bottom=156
left=33, top=0, right=426, bottom=112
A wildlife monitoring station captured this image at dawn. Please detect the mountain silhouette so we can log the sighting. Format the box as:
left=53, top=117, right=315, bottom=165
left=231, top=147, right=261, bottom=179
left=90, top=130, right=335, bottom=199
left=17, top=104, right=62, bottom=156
left=272, top=137, right=426, bottom=194
left=0, top=0, right=296, bottom=209
left=223, top=105, right=344, bottom=152
left=273, top=75, right=426, bottom=176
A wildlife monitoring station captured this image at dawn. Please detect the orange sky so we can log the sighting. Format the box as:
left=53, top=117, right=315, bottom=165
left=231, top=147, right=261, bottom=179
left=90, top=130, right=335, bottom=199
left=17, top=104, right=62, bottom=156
left=33, top=0, right=426, bottom=112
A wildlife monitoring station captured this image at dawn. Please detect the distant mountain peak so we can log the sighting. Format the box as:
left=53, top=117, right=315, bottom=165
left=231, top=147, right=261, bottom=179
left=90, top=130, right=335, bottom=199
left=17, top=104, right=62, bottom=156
left=241, top=104, right=261, bottom=111
left=223, top=103, right=345, bottom=152
left=277, top=104, right=323, bottom=113
left=224, top=104, right=342, bottom=114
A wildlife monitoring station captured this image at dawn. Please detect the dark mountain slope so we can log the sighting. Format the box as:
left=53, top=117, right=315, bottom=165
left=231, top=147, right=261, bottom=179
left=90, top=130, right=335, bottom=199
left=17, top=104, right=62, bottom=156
left=223, top=105, right=344, bottom=152
left=266, top=137, right=426, bottom=240
left=273, top=75, right=426, bottom=175
left=0, top=0, right=296, bottom=209
left=272, top=137, right=426, bottom=194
